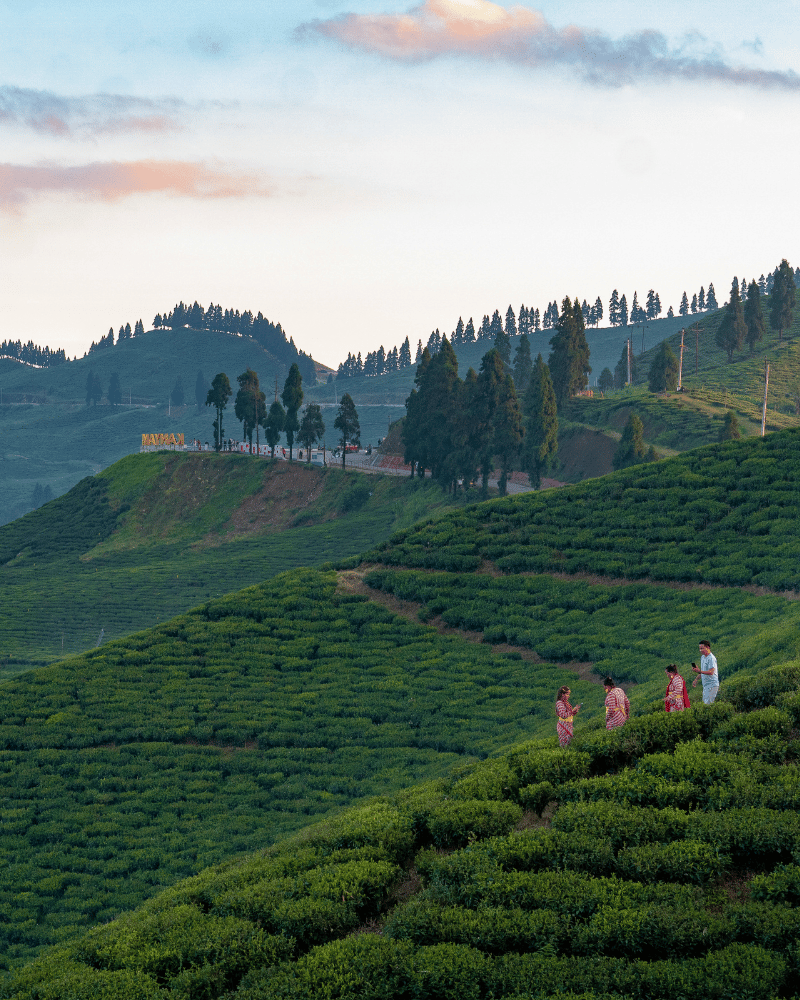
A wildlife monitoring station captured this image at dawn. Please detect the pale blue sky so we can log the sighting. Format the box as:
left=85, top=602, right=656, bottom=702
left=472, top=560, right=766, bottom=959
left=2, top=1, right=798, bottom=365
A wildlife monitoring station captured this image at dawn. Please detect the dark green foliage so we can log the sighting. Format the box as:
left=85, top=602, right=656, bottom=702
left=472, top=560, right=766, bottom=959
left=263, top=400, right=285, bottom=457
left=512, top=333, right=532, bottom=396
left=206, top=372, right=232, bottom=451
left=333, top=392, right=360, bottom=469
left=234, top=369, right=266, bottom=446
left=719, top=409, right=741, bottom=440
left=107, top=372, right=122, bottom=407
left=770, top=258, right=795, bottom=341
left=744, top=280, right=766, bottom=352
left=613, top=412, right=651, bottom=469
left=297, top=403, right=325, bottom=460
left=716, top=279, right=747, bottom=361
left=647, top=341, right=679, bottom=392
left=280, top=364, right=303, bottom=459
left=548, top=297, right=591, bottom=407
left=522, top=354, right=558, bottom=489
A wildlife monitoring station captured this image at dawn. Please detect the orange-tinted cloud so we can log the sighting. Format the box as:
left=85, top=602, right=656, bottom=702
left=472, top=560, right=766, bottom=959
left=300, top=0, right=800, bottom=89
left=0, top=86, right=182, bottom=138
left=0, top=160, right=273, bottom=210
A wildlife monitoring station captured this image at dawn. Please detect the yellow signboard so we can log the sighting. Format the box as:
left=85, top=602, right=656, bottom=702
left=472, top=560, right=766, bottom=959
left=142, top=433, right=184, bottom=447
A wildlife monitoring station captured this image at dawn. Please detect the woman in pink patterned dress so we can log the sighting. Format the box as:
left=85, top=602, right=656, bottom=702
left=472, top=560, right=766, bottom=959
left=555, top=686, right=581, bottom=746
left=603, top=676, right=630, bottom=730
left=664, top=664, right=690, bottom=712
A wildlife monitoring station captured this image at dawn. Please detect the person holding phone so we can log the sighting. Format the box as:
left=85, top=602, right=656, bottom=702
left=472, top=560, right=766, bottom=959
left=556, top=686, right=581, bottom=746
left=692, top=640, right=719, bottom=704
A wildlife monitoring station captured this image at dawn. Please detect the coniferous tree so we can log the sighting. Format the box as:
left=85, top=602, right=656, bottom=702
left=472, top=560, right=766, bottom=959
left=759, top=274, right=767, bottom=295
left=473, top=348, right=505, bottom=493
left=646, top=290, right=657, bottom=320
left=518, top=306, right=529, bottom=338
left=493, top=374, right=524, bottom=496
left=523, top=354, right=557, bottom=489
left=406, top=337, right=459, bottom=484
left=716, top=279, right=746, bottom=361
left=334, top=393, right=360, bottom=469
left=598, top=367, right=613, bottom=392
left=235, top=369, right=266, bottom=446
left=170, top=379, right=184, bottom=408
left=548, top=298, right=591, bottom=407
left=491, top=310, right=510, bottom=365
left=108, top=372, right=122, bottom=407
left=454, top=318, right=465, bottom=345
left=744, top=281, right=766, bottom=352
left=608, top=289, right=620, bottom=326
left=505, top=305, right=517, bottom=339
left=631, top=292, right=642, bottom=323
left=415, top=340, right=423, bottom=363
left=512, top=333, right=533, bottom=397
left=298, top=404, right=325, bottom=461
left=706, top=283, right=718, bottom=310
left=206, top=372, right=232, bottom=451
left=195, top=370, right=207, bottom=410
left=594, top=297, right=603, bottom=327
left=648, top=341, right=679, bottom=392
left=532, top=308, right=541, bottom=332
left=668, top=306, right=674, bottom=318
left=399, top=337, right=412, bottom=368
left=403, top=348, right=431, bottom=477
left=281, top=364, right=303, bottom=460
left=613, top=412, right=651, bottom=469
left=264, top=400, right=285, bottom=458
left=680, top=292, right=689, bottom=316
left=720, top=410, right=741, bottom=441
left=134, top=319, right=145, bottom=337
left=691, top=293, right=698, bottom=314
left=698, top=286, right=706, bottom=310
left=770, top=259, right=796, bottom=342
left=451, top=368, right=481, bottom=491
left=619, top=294, right=629, bottom=327
left=464, top=318, right=476, bottom=343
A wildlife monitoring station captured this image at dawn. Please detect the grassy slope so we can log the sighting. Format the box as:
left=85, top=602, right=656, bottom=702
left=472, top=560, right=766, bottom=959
left=3, top=431, right=800, bottom=988
left=0, top=454, right=460, bottom=673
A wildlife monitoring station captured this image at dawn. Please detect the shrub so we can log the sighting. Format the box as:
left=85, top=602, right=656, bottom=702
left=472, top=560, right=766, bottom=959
left=615, top=839, right=730, bottom=884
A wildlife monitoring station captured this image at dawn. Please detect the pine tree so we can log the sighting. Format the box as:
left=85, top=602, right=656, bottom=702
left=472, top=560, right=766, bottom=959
left=706, top=283, right=718, bottom=310
left=608, top=289, right=620, bottom=326
left=758, top=274, right=767, bottom=295
left=399, top=337, right=412, bottom=368
left=667, top=305, right=674, bottom=318
left=108, top=372, right=122, bottom=407
left=619, top=294, right=628, bottom=327
left=744, top=281, right=765, bottom=352
left=334, top=393, right=360, bottom=469
left=648, top=341, right=679, bottom=392
left=533, top=308, right=541, bottom=332
left=505, top=305, right=517, bottom=339
left=264, top=400, right=285, bottom=457
left=281, top=364, right=303, bottom=459
left=716, top=279, right=746, bottom=361
left=512, top=333, right=533, bottom=397
left=454, top=318, right=465, bottom=345
left=691, top=293, right=698, bottom=314
left=523, top=354, right=557, bottom=488
left=518, top=306, right=529, bottom=338
left=298, top=403, right=325, bottom=461
left=464, top=318, right=476, bottom=343
left=206, top=372, right=232, bottom=451
left=195, top=370, right=207, bottom=410
left=679, top=292, right=689, bottom=316
left=547, top=297, right=591, bottom=407
left=631, top=291, right=641, bottom=322
left=415, top=340, right=423, bottom=363
left=493, top=374, right=523, bottom=496
left=594, top=297, right=603, bottom=327
left=719, top=410, right=741, bottom=441
left=698, top=287, right=705, bottom=310
left=613, top=412, right=649, bottom=469
left=770, top=259, right=796, bottom=342
left=473, top=349, right=505, bottom=493
left=134, top=319, right=144, bottom=337
left=646, top=290, right=657, bottom=320
left=491, top=311, right=510, bottom=365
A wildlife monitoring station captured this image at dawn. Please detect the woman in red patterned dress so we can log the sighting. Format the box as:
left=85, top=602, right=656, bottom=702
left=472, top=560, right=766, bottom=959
left=555, top=686, right=581, bottom=746
left=664, top=664, right=690, bottom=712
left=603, top=676, right=630, bottom=730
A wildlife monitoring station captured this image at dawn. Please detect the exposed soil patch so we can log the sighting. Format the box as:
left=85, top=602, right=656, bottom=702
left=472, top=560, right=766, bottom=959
left=219, top=463, right=330, bottom=539
left=558, top=427, right=618, bottom=482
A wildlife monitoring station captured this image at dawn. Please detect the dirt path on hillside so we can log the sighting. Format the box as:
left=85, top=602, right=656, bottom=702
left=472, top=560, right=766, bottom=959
left=336, top=567, right=605, bottom=686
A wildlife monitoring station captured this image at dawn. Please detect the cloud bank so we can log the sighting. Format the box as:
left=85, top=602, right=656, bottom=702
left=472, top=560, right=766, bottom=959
left=0, top=86, right=182, bottom=138
left=0, top=160, right=273, bottom=210
left=300, top=0, right=800, bottom=89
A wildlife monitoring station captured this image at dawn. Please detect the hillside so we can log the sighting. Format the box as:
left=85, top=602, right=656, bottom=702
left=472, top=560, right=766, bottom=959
left=0, top=454, right=461, bottom=673
left=2, top=429, right=800, bottom=988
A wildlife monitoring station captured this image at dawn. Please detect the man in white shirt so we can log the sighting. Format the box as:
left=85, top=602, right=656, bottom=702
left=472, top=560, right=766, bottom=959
left=692, top=640, right=719, bottom=704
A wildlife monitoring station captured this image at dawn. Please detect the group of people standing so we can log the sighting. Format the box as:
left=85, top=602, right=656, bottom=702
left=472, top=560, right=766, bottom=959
left=555, top=641, right=720, bottom=747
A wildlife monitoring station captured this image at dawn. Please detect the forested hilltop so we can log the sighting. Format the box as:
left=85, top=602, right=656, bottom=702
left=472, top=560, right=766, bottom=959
left=3, top=428, right=800, bottom=995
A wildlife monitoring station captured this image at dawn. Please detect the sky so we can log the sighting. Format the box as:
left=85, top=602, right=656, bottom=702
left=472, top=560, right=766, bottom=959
left=1, top=0, right=799, bottom=369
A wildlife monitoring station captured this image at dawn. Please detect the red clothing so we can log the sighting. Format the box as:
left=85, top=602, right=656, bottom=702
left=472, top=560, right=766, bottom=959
left=665, top=673, right=689, bottom=712
left=556, top=698, right=578, bottom=746
left=605, top=687, right=630, bottom=729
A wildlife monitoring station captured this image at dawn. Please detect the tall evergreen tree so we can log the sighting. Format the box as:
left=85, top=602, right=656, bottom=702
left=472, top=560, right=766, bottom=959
left=613, top=412, right=650, bottom=469
left=298, top=403, right=325, bottom=461
left=473, top=349, right=505, bottom=493
left=235, top=369, right=266, bottom=446
left=598, top=367, right=614, bottom=392
left=679, top=291, right=689, bottom=316
left=716, top=279, right=746, bottom=361
left=619, top=294, right=629, bottom=327
left=770, top=258, right=796, bottom=342
left=594, top=297, right=603, bottom=327
left=720, top=410, right=741, bottom=441
left=281, top=364, right=303, bottom=460
left=399, top=336, right=412, bottom=368
left=206, top=372, right=232, bottom=451
left=512, top=333, right=533, bottom=397
left=108, top=372, right=122, bottom=407
left=648, top=341, right=679, bottom=392
left=264, top=400, right=285, bottom=458
left=464, top=318, right=476, bottom=343
left=493, top=374, right=524, bottom=496
left=523, top=354, right=558, bottom=489
left=334, top=393, right=360, bottom=469
left=744, top=280, right=766, bottom=352
left=405, top=337, right=459, bottom=484
left=706, top=283, right=718, bottom=310
left=548, top=297, right=591, bottom=407
left=691, top=293, right=698, bottom=314
left=505, top=305, right=517, bottom=339
left=646, top=289, right=657, bottom=320
left=608, top=289, right=620, bottom=326
left=698, top=286, right=706, bottom=310
left=491, top=310, right=510, bottom=365
left=630, top=291, right=642, bottom=323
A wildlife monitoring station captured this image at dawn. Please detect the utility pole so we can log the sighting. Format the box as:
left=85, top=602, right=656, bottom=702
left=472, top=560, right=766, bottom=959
left=627, top=338, right=631, bottom=384
left=678, top=329, right=685, bottom=390
left=762, top=359, right=770, bottom=437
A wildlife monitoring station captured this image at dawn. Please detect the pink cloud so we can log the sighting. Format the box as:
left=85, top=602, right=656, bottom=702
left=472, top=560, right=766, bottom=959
left=300, top=0, right=800, bottom=89
left=0, top=160, right=274, bottom=210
